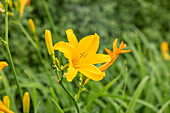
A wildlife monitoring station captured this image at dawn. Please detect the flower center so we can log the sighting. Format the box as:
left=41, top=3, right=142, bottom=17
left=80, top=52, right=87, bottom=58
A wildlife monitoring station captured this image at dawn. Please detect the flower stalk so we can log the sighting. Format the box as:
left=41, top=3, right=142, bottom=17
left=3, top=1, right=23, bottom=100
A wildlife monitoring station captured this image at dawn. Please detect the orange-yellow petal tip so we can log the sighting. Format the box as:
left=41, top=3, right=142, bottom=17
left=161, top=41, right=169, bottom=51
left=0, top=100, right=14, bottom=113
left=0, top=61, right=8, bottom=72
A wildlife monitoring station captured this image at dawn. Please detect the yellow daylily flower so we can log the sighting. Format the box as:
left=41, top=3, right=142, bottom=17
left=0, top=61, right=8, bottom=79
left=160, top=41, right=170, bottom=60
left=53, top=29, right=110, bottom=82
left=19, top=0, right=31, bottom=14
left=0, top=100, right=14, bottom=113
left=85, top=38, right=131, bottom=84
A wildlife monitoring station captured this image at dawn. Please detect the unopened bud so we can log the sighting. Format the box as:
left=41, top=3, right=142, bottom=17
left=55, top=58, right=60, bottom=68
left=61, top=64, right=69, bottom=71
left=45, top=30, right=54, bottom=56
left=3, top=96, right=10, bottom=108
left=28, top=19, right=36, bottom=34
left=23, top=92, right=30, bottom=113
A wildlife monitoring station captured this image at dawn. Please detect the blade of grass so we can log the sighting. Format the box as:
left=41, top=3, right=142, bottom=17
left=126, top=76, right=149, bottom=113
left=158, top=99, right=170, bottom=113
left=50, top=87, right=64, bottom=113
left=85, top=66, right=124, bottom=110
left=1, top=71, right=17, bottom=113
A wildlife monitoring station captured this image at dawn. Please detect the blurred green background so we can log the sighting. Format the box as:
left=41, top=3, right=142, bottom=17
left=0, top=0, right=170, bottom=113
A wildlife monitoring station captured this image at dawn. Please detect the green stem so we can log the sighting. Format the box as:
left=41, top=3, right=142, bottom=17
left=50, top=56, right=79, bottom=112
left=41, top=0, right=58, bottom=41
left=36, top=47, right=55, bottom=87
left=17, top=21, right=36, bottom=47
left=5, top=45, right=23, bottom=99
left=4, top=2, right=23, bottom=100
left=60, top=82, right=80, bottom=113
left=5, top=3, right=8, bottom=42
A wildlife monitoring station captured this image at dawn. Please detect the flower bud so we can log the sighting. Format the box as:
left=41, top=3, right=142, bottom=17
left=28, top=19, right=36, bottom=34
left=3, top=96, right=10, bottom=108
left=23, top=92, right=30, bottom=113
left=0, top=61, right=8, bottom=72
left=55, top=58, right=60, bottom=68
left=45, top=30, right=54, bottom=56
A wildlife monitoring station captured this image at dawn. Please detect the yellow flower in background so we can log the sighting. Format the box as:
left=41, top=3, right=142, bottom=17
left=45, top=30, right=54, bottom=56
left=3, top=96, right=10, bottom=109
left=19, top=0, right=31, bottom=14
left=99, top=38, right=131, bottom=72
left=0, top=61, right=8, bottom=79
left=0, top=100, right=14, bottom=113
left=161, top=41, right=169, bottom=60
left=53, top=29, right=110, bottom=82
left=28, top=19, right=36, bottom=34
left=85, top=38, right=131, bottom=84
left=23, top=92, right=30, bottom=113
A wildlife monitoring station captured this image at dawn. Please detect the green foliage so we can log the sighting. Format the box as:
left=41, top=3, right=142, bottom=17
left=0, top=0, right=170, bottom=113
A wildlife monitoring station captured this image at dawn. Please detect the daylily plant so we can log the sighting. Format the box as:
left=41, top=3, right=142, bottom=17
left=53, top=29, right=111, bottom=82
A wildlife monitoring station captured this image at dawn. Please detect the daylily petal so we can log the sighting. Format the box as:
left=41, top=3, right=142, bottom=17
left=77, top=64, right=103, bottom=81
left=0, top=76, right=2, bottom=79
left=113, top=38, right=118, bottom=52
left=78, top=33, right=99, bottom=54
left=20, top=0, right=28, bottom=14
left=53, top=41, right=75, bottom=60
left=66, top=63, right=78, bottom=82
left=99, top=54, right=119, bottom=72
left=118, top=50, right=131, bottom=54
left=0, top=61, right=8, bottom=72
left=105, top=48, right=113, bottom=57
left=84, top=54, right=111, bottom=64
left=66, top=29, right=78, bottom=47
left=0, top=100, right=14, bottom=113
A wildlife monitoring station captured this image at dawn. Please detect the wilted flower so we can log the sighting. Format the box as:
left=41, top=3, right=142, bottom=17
left=99, top=38, right=131, bottom=72
left=85, top=38, right=131, bottom=84
left=0, top=2, right=4, bottom=14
